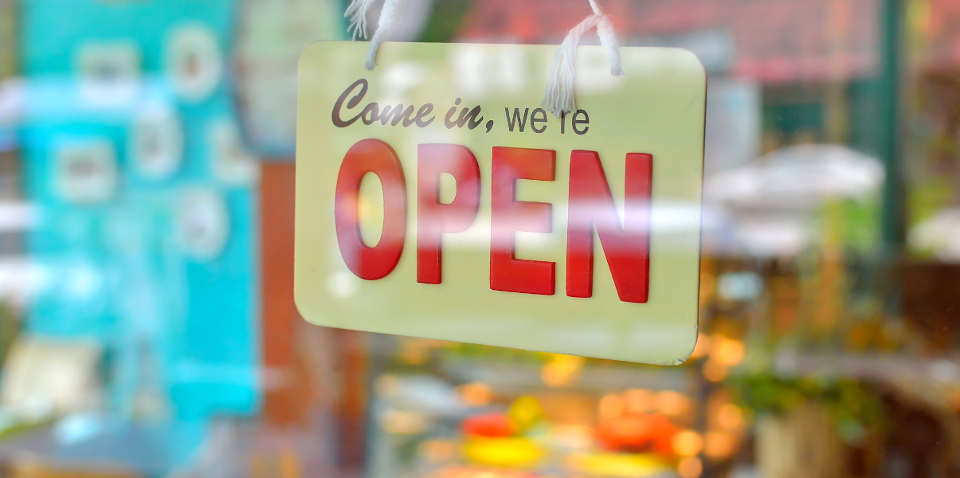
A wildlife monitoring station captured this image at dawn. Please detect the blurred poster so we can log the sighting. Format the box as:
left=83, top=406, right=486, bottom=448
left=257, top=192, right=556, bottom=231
left=20, top=0, right=258, bottom=424
left=704, top=79, right=761, bottom=176
left=234, top=0, right=438, bottom=156
left=234, top=0, right=344, bottom=156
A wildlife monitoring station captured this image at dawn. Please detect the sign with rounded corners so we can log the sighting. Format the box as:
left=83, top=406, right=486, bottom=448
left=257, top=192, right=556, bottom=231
left=296, top=42, right=705, bottom=364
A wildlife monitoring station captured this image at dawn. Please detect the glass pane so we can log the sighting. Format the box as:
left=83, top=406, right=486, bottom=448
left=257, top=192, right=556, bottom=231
left=0, top=1, right=956, bottom=477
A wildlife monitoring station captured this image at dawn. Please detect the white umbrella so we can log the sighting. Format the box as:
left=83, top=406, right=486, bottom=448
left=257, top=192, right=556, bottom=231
left=911, top=209, right=960, bottom=261
left=706, top=144, right=884, bottom=210
left=704, top=144, right=884, bottom=257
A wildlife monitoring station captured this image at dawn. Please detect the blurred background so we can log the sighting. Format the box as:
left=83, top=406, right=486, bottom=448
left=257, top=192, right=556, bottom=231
left=0, top=0, right=958, bottom=477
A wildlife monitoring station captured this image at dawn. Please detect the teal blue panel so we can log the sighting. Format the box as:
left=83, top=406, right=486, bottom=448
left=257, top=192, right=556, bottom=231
left=20, top=0, right=260, bottom=437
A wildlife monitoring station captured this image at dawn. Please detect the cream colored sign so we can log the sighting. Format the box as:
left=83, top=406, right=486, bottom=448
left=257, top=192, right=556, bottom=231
left=296, top=42, right=705, bottom=364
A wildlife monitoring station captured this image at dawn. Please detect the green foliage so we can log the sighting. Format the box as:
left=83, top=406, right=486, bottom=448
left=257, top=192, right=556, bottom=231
left=730, top=374, right=885, bottom=444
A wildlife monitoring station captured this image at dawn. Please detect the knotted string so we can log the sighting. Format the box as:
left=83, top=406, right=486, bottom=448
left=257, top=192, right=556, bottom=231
left=344, top=0, right=623, bottom=115
left=543, top=0, right=623, bottom=117
left=345, top=0, right=402, bottom=70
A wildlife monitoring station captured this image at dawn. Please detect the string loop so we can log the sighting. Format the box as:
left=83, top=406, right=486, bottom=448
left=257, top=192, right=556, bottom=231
left=344, top=0, right=623, bottom=113
left=543, top=0, right=623, bottom=117
left=345, top=0, right=402, bottom=70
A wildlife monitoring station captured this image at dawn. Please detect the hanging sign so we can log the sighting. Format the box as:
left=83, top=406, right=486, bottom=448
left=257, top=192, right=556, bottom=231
left=296, top=42, right=705, bottom=364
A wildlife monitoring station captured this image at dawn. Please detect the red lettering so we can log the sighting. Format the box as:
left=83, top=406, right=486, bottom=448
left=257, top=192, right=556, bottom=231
left=332, top=140, right=654, bottom=300
left=417, top=144, right=481, bottom=284
left=490, top=147, right=556, bottom=295
left=334, top=139, right=407, bottom=280
left=566, top=151, right=652, bottom=303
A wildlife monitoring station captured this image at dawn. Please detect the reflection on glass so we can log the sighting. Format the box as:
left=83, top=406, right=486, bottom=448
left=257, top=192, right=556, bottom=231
left=0, top=1, right=956, bottom=477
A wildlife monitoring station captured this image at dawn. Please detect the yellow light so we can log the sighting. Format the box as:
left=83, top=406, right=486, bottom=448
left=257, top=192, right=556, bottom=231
left=509, top=396, right=543, bottom=432
left=462, top=437, right=545, bottom=468
left=672, top=429, right=703, bottom=457
left=677, top=456, right=703, bottom=478
left=540, top=354, right=583, bottom=387
left=702, top=359, right=728, bottom=382
left=398, top=339, right=430, bottom=365
left=656, top=390, right=692, bottom=417
left=458, top=382, right=493, bottom=407
left=716, top=403, right=743, bottom=431
left=568, top=452, right=669, bottom=476
left=624, top=388, right=655, bottom=414
left=713, top=338, right=745, bottom=366
left=704, top=431, right=737, bottom=459
left=598, top=393, right=625, bottom=420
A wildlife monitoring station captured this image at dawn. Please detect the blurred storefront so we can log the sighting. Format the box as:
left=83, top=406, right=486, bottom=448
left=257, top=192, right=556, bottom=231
left=0, top=1, right=957, bottom=477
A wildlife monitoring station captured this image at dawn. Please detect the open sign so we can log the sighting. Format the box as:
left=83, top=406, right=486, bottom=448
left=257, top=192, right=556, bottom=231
left=334, top=139, right=653, bottom=303
left=296, top=42, right=705, bottom=364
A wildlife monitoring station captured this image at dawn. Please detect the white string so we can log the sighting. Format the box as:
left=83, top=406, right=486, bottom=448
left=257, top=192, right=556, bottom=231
left=543, top=0, right=623, bottom=117
left=344, top=0, right=623, bottom=111
left=345, top=0, right=376, bottom=40
left=345, top=0, right=402, bottom=70
left=587, top=0, right=622, bottom=74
